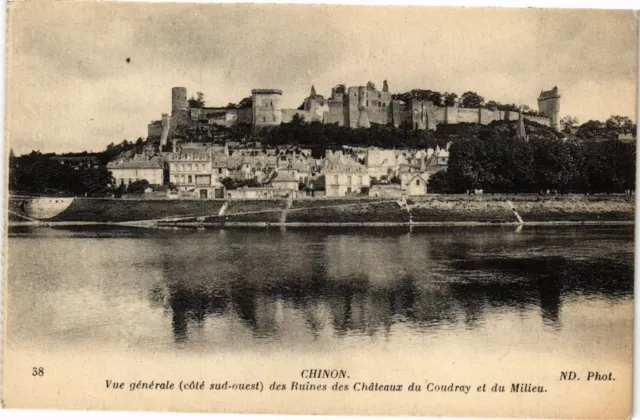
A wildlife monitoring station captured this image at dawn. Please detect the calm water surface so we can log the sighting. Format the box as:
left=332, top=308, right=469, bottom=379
left=6, top=226, right=634, bottom=365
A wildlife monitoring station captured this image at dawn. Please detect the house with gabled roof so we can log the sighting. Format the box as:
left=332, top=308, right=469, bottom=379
left=324, top=150, right=370, bottom=197
left=107, top=154, right=166, bottom=186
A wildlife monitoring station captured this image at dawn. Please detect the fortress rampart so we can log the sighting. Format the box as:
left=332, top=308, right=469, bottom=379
left=149, top=82, right=559, bottom=139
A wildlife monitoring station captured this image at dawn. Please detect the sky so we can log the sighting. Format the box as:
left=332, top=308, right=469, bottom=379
left=6, top=3, right=638, bottom=154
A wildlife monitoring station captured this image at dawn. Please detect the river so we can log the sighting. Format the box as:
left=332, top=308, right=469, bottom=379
left=6, top=225, right=633, bottom=356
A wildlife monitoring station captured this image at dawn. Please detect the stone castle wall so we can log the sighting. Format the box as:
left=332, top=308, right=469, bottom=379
left=282, top=109, right=312, bottom=123
left=151, top=86, right=554, bottom=139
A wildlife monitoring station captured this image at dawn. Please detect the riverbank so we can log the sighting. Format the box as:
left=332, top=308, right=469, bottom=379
left=8, top=194, right=635, bottom=227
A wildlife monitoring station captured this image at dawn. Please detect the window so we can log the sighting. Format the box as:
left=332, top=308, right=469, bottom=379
left=358, top=176, right=363, bottom=185
left=347, top=175, right=352, bottom=185
left=188, top=164, right=192, bottom=171
left=416, top=180, right=420, bottom=186
left=366, top=101, right=369, bottom=106
left=188, top=175, right=192, bottom=183
left=218, top=168, right=222, bottom=174
left=263, top=116, right=266, bottom=122
left=334, top=175, right=338, bottom=184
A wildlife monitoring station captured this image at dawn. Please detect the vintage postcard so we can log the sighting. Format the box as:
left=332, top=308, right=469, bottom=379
left=2, top=2, right=637, bottom=418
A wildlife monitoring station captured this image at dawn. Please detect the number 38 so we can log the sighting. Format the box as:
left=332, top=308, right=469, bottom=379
left=32, top=367, right=44, bottom=376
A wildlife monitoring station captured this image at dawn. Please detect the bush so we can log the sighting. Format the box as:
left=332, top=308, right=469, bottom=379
left=128, top=179, right=150, bottom=193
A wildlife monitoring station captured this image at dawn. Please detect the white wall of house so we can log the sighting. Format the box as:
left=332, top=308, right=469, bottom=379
left=169, top=161, right=213, bottom=187
left=400, top=172, right=429, bottom=195
left=325, top=171, right=370, bottom=196
left=112, top=168, right=164, bottom=186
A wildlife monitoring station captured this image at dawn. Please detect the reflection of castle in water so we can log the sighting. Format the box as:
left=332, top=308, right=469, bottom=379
left=140, top=229, right=604, bottom=344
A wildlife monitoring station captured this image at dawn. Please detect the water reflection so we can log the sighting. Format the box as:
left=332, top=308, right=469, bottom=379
left=7, top=226, right=633, bottom=352
left=141, top=228, right=633, bottom=343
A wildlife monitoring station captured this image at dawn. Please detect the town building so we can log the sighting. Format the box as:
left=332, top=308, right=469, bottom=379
left=268, top=171, right=300, bottom=194
left=107, top=155, right=165, bottom=186
left=324, top=151, right=370, bottom=197
left=399, top=165, right=430, bottom=196
left=166, top=147, right=224, bottom=198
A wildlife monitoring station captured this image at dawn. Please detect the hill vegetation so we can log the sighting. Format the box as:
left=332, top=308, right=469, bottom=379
left=10, top=111, right=636, bottom=196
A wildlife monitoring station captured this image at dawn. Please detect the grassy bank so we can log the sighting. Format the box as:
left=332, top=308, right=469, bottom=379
left=287, top=200, right=409, bottom=223
left=8, top=194, right=635, bottom=224
left=206, top=200, right=286, bottom=223
left=50, top=198, right=225, bottom=222
left=407, top=195, right=634, bottom=223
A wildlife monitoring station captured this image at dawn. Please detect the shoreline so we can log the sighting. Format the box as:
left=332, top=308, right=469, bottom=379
left=8, top=220, right=635, bottom=228
left=8, top=194, right=635, bottom=229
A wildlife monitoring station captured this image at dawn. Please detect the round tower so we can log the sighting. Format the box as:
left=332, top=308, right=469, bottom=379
left=172, top=87, right=188, bottom=112
left=537, top=86, right=561, bottom=130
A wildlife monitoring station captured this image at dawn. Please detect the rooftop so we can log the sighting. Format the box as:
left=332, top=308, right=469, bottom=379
left=252, top=89, right=283, bottom=95
left=106, top=156, right=164, bottom=170
left=539, top=86, right=560, bottom=99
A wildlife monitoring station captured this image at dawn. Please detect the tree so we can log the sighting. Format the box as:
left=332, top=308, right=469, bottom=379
left=485, top=100, right=499, bottom=110
left=576, top=120, right=608, bottom=139
left=460, top=91, right=484, bottom=108
left=238, top=96, right=253, bottom=109
left=605, top=115, right=635, bottom=135
left=447, top=137, right=485, bottom=192
left=291, top=113, right=306, bottom=125
left=188, top=93, right=205, bottom=109
left=560, top=116, right=579, bottom=133
left=366, top=81, right=376, bottom=91
left=530, top=137, right=577, bottom=192
left=392, top=89, right=444, bottom=106
left=443, top=92, right=458, bottom=107
left=427, top=170, right=450, bottom=193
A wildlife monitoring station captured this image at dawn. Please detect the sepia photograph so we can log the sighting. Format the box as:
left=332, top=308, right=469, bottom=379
left=2, top=2, right=638, bottom=418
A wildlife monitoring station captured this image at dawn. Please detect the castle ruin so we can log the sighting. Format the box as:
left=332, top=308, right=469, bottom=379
left=148, top=81, right=560, bottom=139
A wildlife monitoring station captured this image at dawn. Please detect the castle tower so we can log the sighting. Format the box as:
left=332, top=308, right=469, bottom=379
left=537, top=86, right=561, bottom=130
left=382, top=80, right=389, bottom=93
left=171, top=87, right=188, bottom=112
left=159, top=113, right=171, bottom=147
left=516, top=106, right=529, bottom=142
left=357, top=86, right=370, bottom=128
left=310, top=85, right=317, bottom=98
left=252, top=89, right=283, bottom=126
left=358, top=86, right=367, bottom=109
